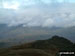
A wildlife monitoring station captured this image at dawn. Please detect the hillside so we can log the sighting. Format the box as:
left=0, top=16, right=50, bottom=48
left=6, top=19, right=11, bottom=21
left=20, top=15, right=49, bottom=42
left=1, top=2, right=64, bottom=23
left=0, top=36, right=74, bottom=56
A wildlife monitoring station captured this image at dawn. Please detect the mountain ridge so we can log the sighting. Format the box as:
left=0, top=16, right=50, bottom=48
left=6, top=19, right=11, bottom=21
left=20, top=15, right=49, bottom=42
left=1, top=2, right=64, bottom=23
left=0, top=24, right=75, bottom=48
left=0, top=35, right=74, bottom=56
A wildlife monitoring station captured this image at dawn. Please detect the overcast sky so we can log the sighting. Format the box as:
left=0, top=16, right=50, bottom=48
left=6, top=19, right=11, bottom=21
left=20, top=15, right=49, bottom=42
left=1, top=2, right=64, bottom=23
left=0, top=0, right=75, bottom=27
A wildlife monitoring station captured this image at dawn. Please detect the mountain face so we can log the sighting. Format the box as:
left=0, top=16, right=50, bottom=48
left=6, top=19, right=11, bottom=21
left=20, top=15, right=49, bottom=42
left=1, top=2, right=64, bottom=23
left=0, top=36, right=74, bottom=56
left=0, top=24, right=75, bottom=48
left=30, top=36, right=73, bottom=49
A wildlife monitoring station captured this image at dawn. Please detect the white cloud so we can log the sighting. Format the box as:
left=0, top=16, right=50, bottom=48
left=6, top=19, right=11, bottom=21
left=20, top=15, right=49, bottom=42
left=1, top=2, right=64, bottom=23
left=3, top=1, right=20, bottom=10
left=0, top=2, right=75, bottom=27
left=42, top=18, right=54, bottom=27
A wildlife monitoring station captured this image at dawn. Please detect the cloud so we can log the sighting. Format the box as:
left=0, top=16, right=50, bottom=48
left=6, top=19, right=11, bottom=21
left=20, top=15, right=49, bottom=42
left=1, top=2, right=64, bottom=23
left=42, top=18, right=54, bottom=27
left=0, top=2, right=75, bottom=27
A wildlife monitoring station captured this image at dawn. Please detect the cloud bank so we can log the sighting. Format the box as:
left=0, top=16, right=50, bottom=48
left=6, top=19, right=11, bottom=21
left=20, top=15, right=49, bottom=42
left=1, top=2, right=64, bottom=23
left=0, top=0, right=75, bottom=27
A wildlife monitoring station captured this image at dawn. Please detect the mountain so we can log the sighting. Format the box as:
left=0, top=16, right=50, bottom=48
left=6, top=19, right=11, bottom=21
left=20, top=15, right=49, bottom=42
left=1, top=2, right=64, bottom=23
left=0, top=36, right=74, bottom=56
left=0, top=24, right=62, bottom=47
left=0, top=24, right=75, bottom=48
left=11, top=35, right=73, bottom=50
left=53, top=26, right=75, bottom=42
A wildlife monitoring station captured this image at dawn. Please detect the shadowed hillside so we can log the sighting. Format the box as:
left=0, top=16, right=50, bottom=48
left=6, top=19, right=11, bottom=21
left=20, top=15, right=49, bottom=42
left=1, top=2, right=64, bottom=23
left=0, top=36, right=74, bottom=56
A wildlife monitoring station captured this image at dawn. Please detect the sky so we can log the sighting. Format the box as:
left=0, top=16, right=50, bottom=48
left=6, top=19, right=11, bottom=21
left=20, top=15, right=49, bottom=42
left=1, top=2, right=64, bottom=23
left=0, top=0, right=75, bottom=27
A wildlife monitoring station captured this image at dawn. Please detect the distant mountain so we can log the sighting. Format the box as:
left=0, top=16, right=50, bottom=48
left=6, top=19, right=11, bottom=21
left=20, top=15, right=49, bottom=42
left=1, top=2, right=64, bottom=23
left=0, top=24, right=62, bottom=45
left=53, top=26, right=75, bottom=42
left=0, top=36, right=74, bottom=56
left=0, top=24, right=75, bottom=48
